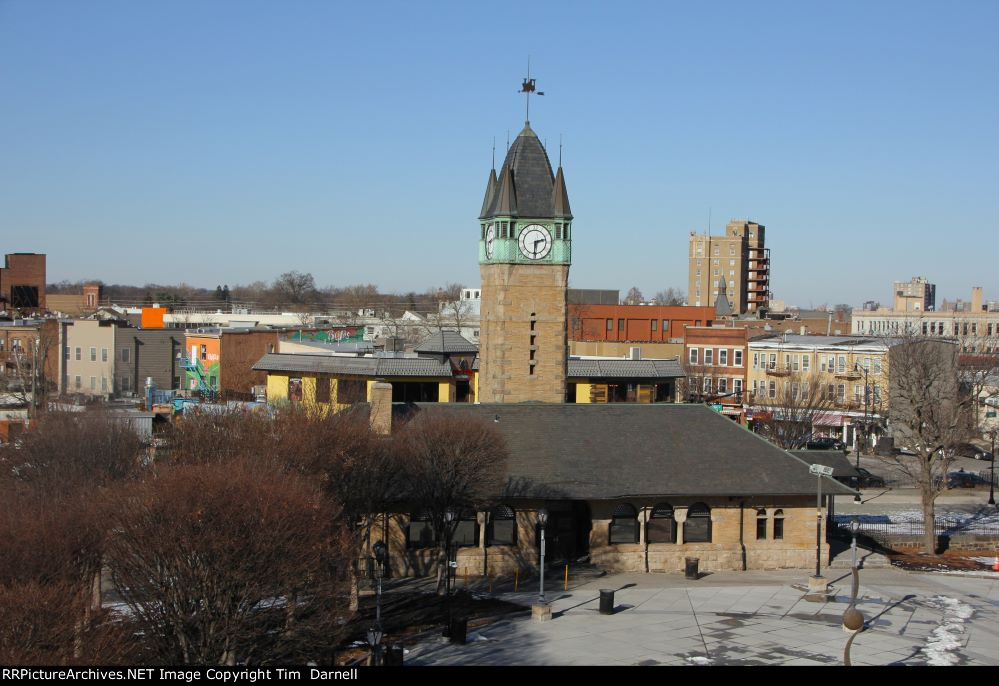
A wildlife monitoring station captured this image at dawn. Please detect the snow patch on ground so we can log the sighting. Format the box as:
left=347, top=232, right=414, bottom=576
left=466, top=632, right=489, bottom=642
left=685, top=655, right=712, bottom=665
left=921, top=596, right=974, bottom=666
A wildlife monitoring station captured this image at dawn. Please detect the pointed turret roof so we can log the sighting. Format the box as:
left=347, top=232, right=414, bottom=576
left=484, top=123, right=567, bottom=219
left=553, top=166, right=572, bottom=219
left=715, top=280, right=733, bottom=317
left=479, top=168, right=498, bottom=219
left=492, top=164, right=518, bottom=216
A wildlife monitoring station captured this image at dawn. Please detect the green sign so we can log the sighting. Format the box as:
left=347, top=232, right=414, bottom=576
left=711, top=403, right=724, bottom=412
left=987, top=411, right=997, bottom=418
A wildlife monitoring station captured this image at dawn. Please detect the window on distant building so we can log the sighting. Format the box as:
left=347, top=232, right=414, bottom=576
left=756, top=509, right=767, bottom=540
left=454, top=509, right=478, bottom=547
left=647, top=503, right=677, bottom=543
left=408, top=511, right=435, bottom=548
left=487, top=505, right=516, bottom=546
left=609, top=503, right=639, bottom=544
left=684, top=503, right=712, bottom=543
left=719, top=349, right=728, bottom=366
left=734, top=350, right=743, bottom=366
left=689, top=348, right=698, bottom=365
left=315, top=376, right=331, bottom=403
left=773, top=510, right=784, bottom=540
left=90, top=347, right=96, bottom=362
left=704, top=348, right=714, bottom=365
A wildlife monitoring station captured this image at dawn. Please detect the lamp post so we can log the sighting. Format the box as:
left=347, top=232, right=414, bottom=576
left=989, top=429, right=996, bottom=507
left=808, top=463, right=834, bottom=597
left=850, top=517, right=860, bottom=571
left=442, top=508, right=457, bottom=637
left=853, top=362, right=871, bottom=471
left=537, top=508, right=549, bottom=604
left=372, top=540, right=387, bottom=630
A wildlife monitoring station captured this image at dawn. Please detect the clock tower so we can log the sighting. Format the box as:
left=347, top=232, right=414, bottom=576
left=477, top=120, right=572, bottom=403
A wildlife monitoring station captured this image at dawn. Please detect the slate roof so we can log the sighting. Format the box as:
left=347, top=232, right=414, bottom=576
left=483, top=123, right=567, bottom=219
left=567, top=358, right=685, bottom=379
left=414, top=331, right=479, bottom=354
left=252, top=353, right=452, bottom=378
left=393, top=403, right=855, bottom=499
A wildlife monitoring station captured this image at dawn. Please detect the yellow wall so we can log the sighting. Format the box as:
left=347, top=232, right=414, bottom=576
left=575, top=382, right=592, bottom=403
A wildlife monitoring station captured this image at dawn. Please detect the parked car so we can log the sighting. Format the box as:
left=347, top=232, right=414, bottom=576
left=835, top=467, right=886, bottom=490
left=805, top=437, right=847, bottom=452
left=950, top=443, right=994, bottom=461
left=946, top=470, right=981, bottom=489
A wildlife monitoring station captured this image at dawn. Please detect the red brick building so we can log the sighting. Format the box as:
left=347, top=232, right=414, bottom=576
left=0, top=253, right=46, bottom=313
left=683, top=326, right=749, bottom=422
left=569, top=304, right=716, bottom=343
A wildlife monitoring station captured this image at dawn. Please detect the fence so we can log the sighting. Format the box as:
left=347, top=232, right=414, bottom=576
left=831, top=516, right=999, bottom=551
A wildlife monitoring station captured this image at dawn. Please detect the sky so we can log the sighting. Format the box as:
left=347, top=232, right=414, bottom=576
left=1, top=0, right=997, bottom=307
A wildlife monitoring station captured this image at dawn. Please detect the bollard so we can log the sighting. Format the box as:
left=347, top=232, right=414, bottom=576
left=684, top=557, right=700, bottom=580
left=514, top=568, right=520, bottom=592
left=488, top=576, right=493, bottom=593
left=599, top=589, right=615, bottom=615
left=449, top=616, right=468, bottom=645
left=564, top=564, right=569, bottom=591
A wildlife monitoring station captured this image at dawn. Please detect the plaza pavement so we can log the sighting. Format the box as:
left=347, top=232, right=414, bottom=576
left=404, top=567, right=999, bottom=666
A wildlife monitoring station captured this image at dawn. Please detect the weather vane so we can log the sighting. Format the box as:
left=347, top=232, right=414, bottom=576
left=520, top=57, right=544, bottom=124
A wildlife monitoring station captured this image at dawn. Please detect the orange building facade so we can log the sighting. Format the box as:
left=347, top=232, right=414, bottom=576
left=569, top=304, right=716, bottom=343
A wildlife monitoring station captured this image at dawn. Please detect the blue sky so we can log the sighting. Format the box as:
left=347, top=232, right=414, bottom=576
left=1, top=0, right=996, bottom=307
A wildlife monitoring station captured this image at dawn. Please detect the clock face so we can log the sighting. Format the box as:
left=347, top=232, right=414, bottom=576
left=484, top=225, right=495, bottom=259
left=518, top=224, right=552, bottom=260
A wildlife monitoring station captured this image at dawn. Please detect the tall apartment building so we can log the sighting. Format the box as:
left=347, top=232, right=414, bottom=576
left=688, top=220, right=769, bottom=315
left=893, top=276, right=936, bottom=312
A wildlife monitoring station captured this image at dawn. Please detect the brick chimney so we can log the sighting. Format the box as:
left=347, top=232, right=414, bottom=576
left=369, top=381, right=393, bottom=436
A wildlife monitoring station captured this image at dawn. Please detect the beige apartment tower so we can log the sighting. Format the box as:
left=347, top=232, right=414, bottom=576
left=893, top=276, right=936, bottom=312
left=688, top=220, right=769, bottom=315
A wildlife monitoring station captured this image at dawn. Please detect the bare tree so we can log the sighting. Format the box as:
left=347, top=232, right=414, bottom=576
left=396, top=410, right=507, bottom=592
left=653, top=287, right=685, bottom=306
left=273, top=271, right=319, bottom=307
left=0, top=411, right=145, bottom=663
left=879, top=337, right=973, bottom=553
left=0, top=320, right=58, bottom=413
left=749, top=373, right=840, bottom=450
left=421, top=283, right=473, bottom=338
left=623, top=286, right=644, bottom=305
left=105, top=460, right=352, bottom=665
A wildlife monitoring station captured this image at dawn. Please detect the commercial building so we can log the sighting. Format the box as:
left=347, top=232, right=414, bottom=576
left=183, top=328, right=278, bottom=399
left=683, top=326, right=749, bottom=422
left=688, top=220, right=769, bottom=315
left=746, top=334, right=893, bottom=447
left=854, top=287, right=999, bottom=352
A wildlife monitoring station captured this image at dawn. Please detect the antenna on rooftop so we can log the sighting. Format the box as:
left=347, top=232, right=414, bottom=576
left=559, top=134, right=563, bottom=166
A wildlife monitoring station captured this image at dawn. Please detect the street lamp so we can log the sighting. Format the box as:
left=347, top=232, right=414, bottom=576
left=989, top=429, right=996, bottom=507
left=808, top=463, right=834, bottom=598
left=537, top=508, right=549, bottom=604
left=442, top=508, right=457, bottom=637
left=853, top=362, right=872, bottom=471
left=372, top=540, right=387, bottom=630
left=850, top=517, right=860, bottom=570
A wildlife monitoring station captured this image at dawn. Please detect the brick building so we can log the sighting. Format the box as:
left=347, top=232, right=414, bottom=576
left=0, top=253, right=46, bottom=313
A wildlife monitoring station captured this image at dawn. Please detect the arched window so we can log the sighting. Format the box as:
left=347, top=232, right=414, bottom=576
left=684, top=503, right=712, bottom=543
left=407, top=510, right=435, bottom=548
left=773, top=509, right=784, bottom=540
left=756, top=509, right=767, bottom=540
left=609, top=503, right=639, bottom=544
left=487, top=505, right=516, bottom=546
left=453, top=509, right=479, bottom=547
left=647, top=503, right=677, bottom=543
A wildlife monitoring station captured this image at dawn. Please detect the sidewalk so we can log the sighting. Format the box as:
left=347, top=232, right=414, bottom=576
left=404, top=568, right=999, bottom=666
